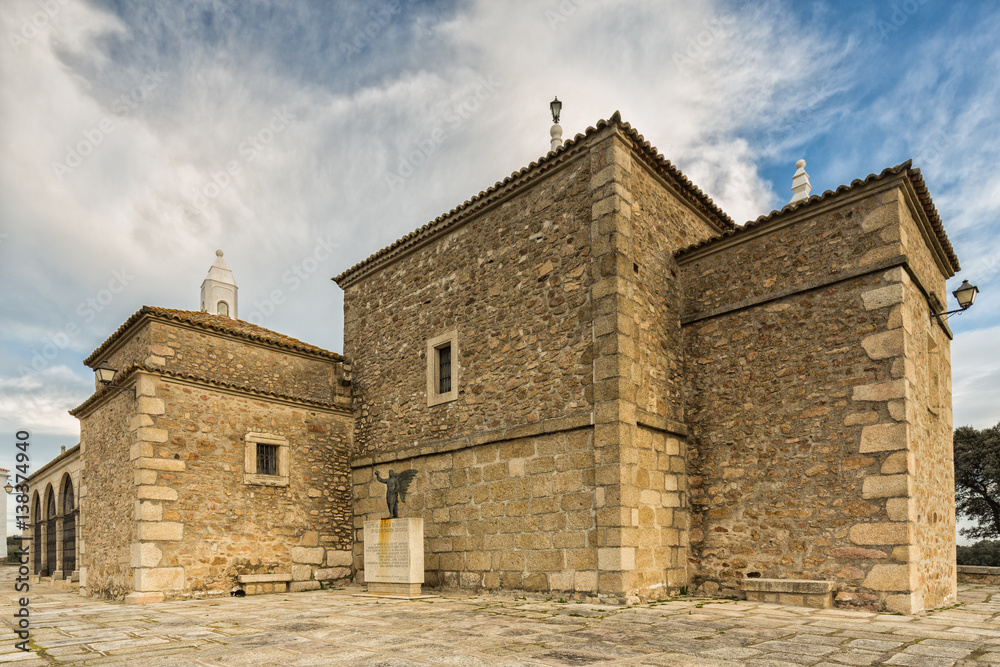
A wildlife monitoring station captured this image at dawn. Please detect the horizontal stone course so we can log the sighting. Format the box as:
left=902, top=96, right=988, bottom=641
left=237, top=573, right=292, bottom=583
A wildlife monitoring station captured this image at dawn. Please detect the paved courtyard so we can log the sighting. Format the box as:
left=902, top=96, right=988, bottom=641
left=2, top=566, right=999, bottom=666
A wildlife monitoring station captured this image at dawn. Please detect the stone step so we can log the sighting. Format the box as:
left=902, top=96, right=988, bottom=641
left=740, top=578, right=837, bottom=609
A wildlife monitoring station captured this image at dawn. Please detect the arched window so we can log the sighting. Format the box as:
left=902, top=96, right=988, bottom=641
left=62, top=478, right=74, bottom=514
left=46, top=487, right=55, bottom=520
left=217, top=300, right=229, bottom=317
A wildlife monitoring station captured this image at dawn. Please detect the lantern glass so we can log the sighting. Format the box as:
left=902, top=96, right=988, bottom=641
left=550, top=96, right=562, bottom=123
left=95, top=361, right=117, bottom=385
left=953, top=280, right=979, bottom=309
left=4, top=483, right=13, bottom=494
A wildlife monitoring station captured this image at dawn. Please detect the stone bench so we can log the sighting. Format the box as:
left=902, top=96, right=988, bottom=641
left=237, top=573, right=293, bottom=595
left=740, top=578, right=837, bottom=609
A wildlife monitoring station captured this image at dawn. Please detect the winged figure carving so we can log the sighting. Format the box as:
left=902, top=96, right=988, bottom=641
left=375, top=468, right=418, bottom=518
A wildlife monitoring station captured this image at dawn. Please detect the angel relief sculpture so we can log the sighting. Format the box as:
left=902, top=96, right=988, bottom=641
left=375, top=468, right=418, bottom=518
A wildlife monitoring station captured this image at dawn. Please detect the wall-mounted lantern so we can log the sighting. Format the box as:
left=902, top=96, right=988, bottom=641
left=94, top=360, right=136, bottom=397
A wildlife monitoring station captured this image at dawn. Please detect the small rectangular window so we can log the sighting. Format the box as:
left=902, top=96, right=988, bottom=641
left=244, top=433, right=289, bottom=486
left=257, top=443, right=278, bottom=476
left=426, top=330, right=459, bottom=406
left=438, top=345, right=452, bottom=394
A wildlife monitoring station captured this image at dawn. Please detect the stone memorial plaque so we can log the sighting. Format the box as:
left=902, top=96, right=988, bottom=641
left=363, top=518, right=423, bottom=595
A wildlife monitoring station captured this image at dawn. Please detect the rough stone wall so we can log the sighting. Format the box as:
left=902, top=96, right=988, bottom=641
left=137, top=375, right=354, bottom=599
left=615, top=147, right=725, bottom=598
left=628, top=157, right=720, bottom=422
left=79, top=392, right=137, bottom=600
left=684, top=271, right=896, bottom=601
left=344, top=127, right=728, bottom=601
left=343, top=154, right=594, bottom=456
left=352, top=424, right=599, bottom=597
left=684, top=190, right=900, bottom=317
left=92, top=319, right=347, bottom=406
left=585, top=132, right=725, bottom=600
left=93, top=323, right=152, bottom=386
left=680, top=182, right=957, bottom=613
left=902, top=276, right=957, bottom=609
left=894, top=188, right=953, bottom=309
left=148, top=322, right=346, bottom=405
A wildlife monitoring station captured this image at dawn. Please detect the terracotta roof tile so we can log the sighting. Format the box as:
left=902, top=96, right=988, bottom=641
left=25, top=444, right=80, bottom=482
left=333, top=112, right=738, bottom=285
left=84, top=306, right=341, bottom=367
left=675, top=160, right=961, bottom=273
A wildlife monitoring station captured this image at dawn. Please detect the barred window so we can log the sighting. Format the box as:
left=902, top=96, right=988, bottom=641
left=426, top=330, right=459, bottom=406
left=438, top=344, right=452, bottom=394
left=244, top=433, right=289, bottom=487
left=256, top=443, right=278, bottom=476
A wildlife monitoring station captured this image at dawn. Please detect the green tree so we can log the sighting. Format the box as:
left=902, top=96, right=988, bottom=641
left=956, top=540, right=1000, bottom=567
left=954, top=422, right=1000, bottom=539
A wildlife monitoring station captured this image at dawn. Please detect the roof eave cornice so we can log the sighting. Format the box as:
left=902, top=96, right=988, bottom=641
left=675, top=171, right=905, bottom=265
left=901, top=169, right=960, bottom=276
left=334, top=133, right=594, bottom=289
left=334, top=112, right=737, bottom=288
left=675, top=163, right=960, bottom=276
left=84, top=307, right=342, bottom=368
left=70, top=365, right=349, bottom=419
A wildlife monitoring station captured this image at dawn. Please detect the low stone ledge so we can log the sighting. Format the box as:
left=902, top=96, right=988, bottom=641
left=350, top=410, right=595, bottom=467
left=237, top=573, right=293, bottom=584
left=635, top=409, right=689, bottom=437
left=958, top=565, right=1000, bottom=584
left=741, top=578, right=837, bottom=609
left=679, top=255, right=907, bottom=325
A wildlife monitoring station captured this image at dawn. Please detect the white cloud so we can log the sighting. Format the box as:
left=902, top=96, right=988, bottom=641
left=0, top=365, right=90, bottom=437
left=952, top=325, right=1000, bottom=430
left=1, top=0, right=998, bottom=483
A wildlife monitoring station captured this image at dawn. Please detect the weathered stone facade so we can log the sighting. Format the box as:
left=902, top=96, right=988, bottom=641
left=37, top=113, right=963, bottom=613
left=678, top=168, right=959, bottom=613
left=336, top=114, right=962, bottom=611
left=339, top=120, right=739, bottom=603
left=66, top=307, right=354, bottom=602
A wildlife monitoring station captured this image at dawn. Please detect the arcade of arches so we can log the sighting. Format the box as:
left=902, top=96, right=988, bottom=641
left=26, top=445, right=81, bottom=582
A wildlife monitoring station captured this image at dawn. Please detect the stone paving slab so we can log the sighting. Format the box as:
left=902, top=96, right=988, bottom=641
left=1, top=566, right=999, bottom=665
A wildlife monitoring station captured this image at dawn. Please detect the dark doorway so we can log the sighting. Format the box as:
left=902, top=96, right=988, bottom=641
left=32, top=495, right=41, bottom=575
left=45, top=488, right=56, bottom=577
left=61, top=479, right=76, bottom=577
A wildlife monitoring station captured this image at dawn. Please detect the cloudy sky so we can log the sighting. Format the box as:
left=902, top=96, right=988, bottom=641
left=1, top=0, right=998, bottom=540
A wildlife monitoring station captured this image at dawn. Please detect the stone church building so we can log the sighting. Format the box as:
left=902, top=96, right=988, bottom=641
left=28, top=113, right=962, bottom=613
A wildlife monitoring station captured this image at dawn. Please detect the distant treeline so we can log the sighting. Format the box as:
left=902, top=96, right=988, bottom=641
left=957, top=540, right=1000, bottom=567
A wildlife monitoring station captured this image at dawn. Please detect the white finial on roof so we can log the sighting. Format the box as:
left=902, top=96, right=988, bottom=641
left=549, top=96, right=563, bottom=152
left=790, top=159, right=812, bottom=203
left=201, top=249, right=238, bottom=318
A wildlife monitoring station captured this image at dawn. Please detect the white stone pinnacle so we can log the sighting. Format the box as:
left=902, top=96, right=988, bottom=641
left=790, top=158, right=812, bottom=203
left=201, top=249, right=238, bottom=318
left=550, top=123, right=563, bottom=152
